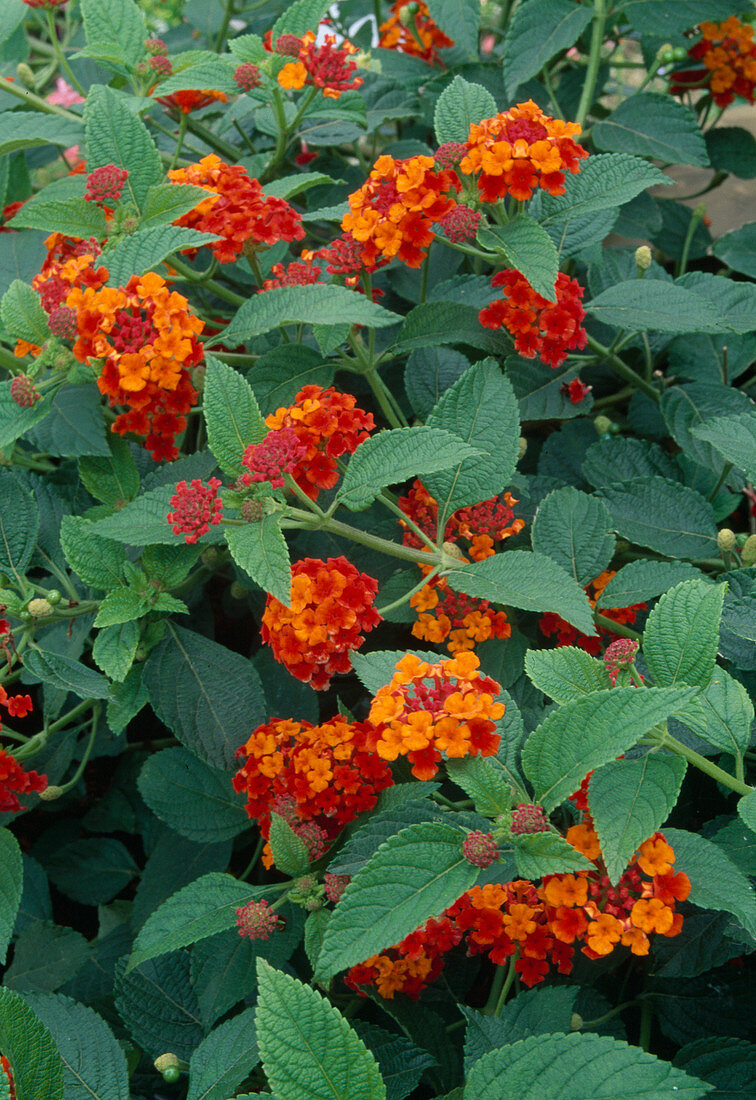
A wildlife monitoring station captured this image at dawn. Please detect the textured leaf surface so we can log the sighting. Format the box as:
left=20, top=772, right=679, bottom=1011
left=463, top=988, right=578, bottom=1073
left=478, top=217, right=559, bottom=301
left=0, top=471, right=39, bottom=577
left=531, top=486, right=615, bottom=586
left=79, top=0, right=146, bottom=67
left=84, top=86, right=162, bottom=209
left=92, top=621, right=139, bottom=682
left=434, top=76, right=496, bottom=144
left=663, top=828, right=756, bottom=939
left=44, top=839, right=138, bottom=906
left=593, top=94, right=708, bottom=166
left=691, top=410, right=756, bottom=482
left=622, top=0, right=738, bottom=36
left=23, top=648, right=110, bottom=700
left=0, top=829, right=21, bottom=966
left=596, top=560, right=705, bottom=609
left=522, top=686, right=698, bottom=811
left=538, top=154, right=670, bottom=223
left=114, top=951, right=204, bottom=1060
left=0, top=112, right=83, bottom=156
left=103, top=226, right=218, bottom=286
left=0, top=986, right=64, bottom=1100
left=525, top=647, right=610, bottom=704
left=674, top=1037, right=756, bottom=1100
left=268, top=813, right=311, bottom=876
left=445, top=756, right=512, bottom=817
left=643, top=580, right=725, bottom=688
left=587, top=281, right=727, bottom=333
left=0, top=279, right=48, bottom=344
left=256, top=961, right=386, bottom=1100
left=187, top=1008, right=259, bottom=1100
left=677, top=670, right=754, bottom=758
left=427, top=0, right=480, bottom=57
left=4, top=923, right=89, bottom=994
left=218, top=284, right=400, bottom=342
left=589, top=754, right=687, bottom=883
left=60, top=515, right=126, bottom=591
left=503, top=0, right=592, bottom=95
left=513, top=833, right=593, bottom=878
left=226, top=515, right=291, bottom=605
left=25, top=384, right=109, bottom=458
left=203, top=353, right=267, bottom=477
left=599, top=477, right=718, bottom=559
left=316, top=822, right=477, bottom=980
left=137, top=748, right=249, bottom=843
left=9, top=195, right=107, bottom=239
left=713, top=220, right=756, bottom=278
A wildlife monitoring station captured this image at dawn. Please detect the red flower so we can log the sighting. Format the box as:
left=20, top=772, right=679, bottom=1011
left=240, top=427, right=308, bottom=490
left=378, top=0, right=453, bottom=64
left=479, top=269, right=587, bottom=369
left=276, top=32, right=363, bottom=100
left=157, top=90, right=228, bottom=114
left=168, top=478, right=223, bottom=543
left=0, top=741, right=47, bottom=813
left=85, top=165, right=129, bottom=206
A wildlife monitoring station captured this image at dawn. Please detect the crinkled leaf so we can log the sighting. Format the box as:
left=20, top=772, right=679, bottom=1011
left=525, top=647, right=610, bottom=704
left=187, top=1008, right=259, bottom=1100
left=478, top=217, right=559, bottom=301
left=103, top=226, right=219, bottom=286
left=226, top=515, right=291, bottom=605
left=114, top=951, right=204, bottom=1060
left=0, top=828, right=22, bottom=965
left=60, top=516, right=126, bottom=591
left=92, top=621, right=139, bottom=682
left=513, top=832, right=593, bottom=878
left=692, top=409, right=756, bottom=483
left=587, top=281, right=728, bottom=334
left=0, top=986, right=65, bottom=1100
left=0, top=112, right=84, bottom=156
left=676, top=670, right=754, bottom=758
left=84, top=86, right=162, bottom=210
left=663, top=828, right=756, bottom=940
left=434, top=76, right=496, bottom=144
left=0, top=279, right=48, bottom=344
left=203, top=353, right=267, bottom=477
left=23, top=648, right=110, bottom=701
left=426, top=0, right=480, bottom=57
left=79, top=0, right=147, bottom=68
left=598, top=477, right=718, bottom=559
left=531, top=486, right=615, bottom=586
left=503, top=0, right=593, bottom=95
left=44, top=838, right=139, bottom=906
left=268, top=812, right=311, bottom=877
left=593, top=93, right=708, bottom=166
left=538, top=154, right=670, bottom=223
left=643, top=579, right=725, bottom=688
left=596, top=559, right=706, bottom=609
left=4, top=923, right=89, bottom=993
left=217, top=284, right=400, bottom=343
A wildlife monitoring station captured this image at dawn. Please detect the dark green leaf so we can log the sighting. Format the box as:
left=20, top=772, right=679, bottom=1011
left=137, top=747, right=249, bottom=843
left=203, top=353, right=267, bottom=477
left=0, top=986, right=65, bottom=1100
left=503, top=0, right=593, bottom=95
left=592, top=94, right=708, bottom=166
left=598, top=477, right=718, bottom=559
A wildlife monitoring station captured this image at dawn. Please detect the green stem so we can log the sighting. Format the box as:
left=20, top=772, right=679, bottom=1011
left=55, top=706, right=101, bottom=794
left=182, top=115, right=240, bottom=161
left=264, top=87, right=292, bottom=183
left=45, top=8, right=86, bottom=97
left=493, top=957, right=517, bottom=1016
left=291, top=510, right=447, bottom=569
left=0, top=74, right=81, bottom=119
left=677, top=205, right=705, bottom=277
left=575, top=0, right=607, bottom=129
left=707, top=461, right=733, bottom=502
left=363, top=365, right=407, bottom=429
left=579, top=1000, right=639, bottom=1029
left=214, top=0, right=236, bottom=51
left=594, top=612, right=642, bottom=641
left=376, top=565, right=441, bottom=617
left=283, top=472, right=327, bottom=518
left=650, top=728, right=753, bottom=797
left=419, top=244, right=431, bottom=304
left=376, top=492, right=437, bottom=553
left=240, top=835, right=264, bottom=881
left=14, top=697, right=96, bottom=762
left=168, top=113, right=189, bottom=173
left=586, top=336, right=661, bottom=403
left=638, top=1000, right=653, bottom=1053
left=169, top=257, right=246, bottom=307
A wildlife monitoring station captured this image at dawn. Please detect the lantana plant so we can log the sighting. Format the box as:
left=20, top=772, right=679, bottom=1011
left=0, top=1, right=755, bottom=1097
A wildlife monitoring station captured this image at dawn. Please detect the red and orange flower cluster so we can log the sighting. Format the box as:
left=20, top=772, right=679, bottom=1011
left=157, top=90, right=228, bottom=114
left=459, top=100, right=588, bottom=203
left=671, top=17, right=756, bottom=107
left=233, top=713, right=393, bottom=865
left=378, top=0, right=453, bottom=65
left=261, top=556, right=381, bottom=689
left=168, top=155, right=304, bottom=264
left=1, top=687, right=44, bottom=813
left=367, top=651, right=503, bottom=780
left=67, top=271, right=204, bottom=461
left=479, top=269, right=587, bottom=369
left=0, top=1055, right=14, bottom=1100
left=346, top=913, right=462, bottom=999
left=539, top=569, right=645, bottom=656
left=32, top=231, right=105, bottom=314
left=275, top=32, right=363, bottom=99
left=342, top=154, right=460, bottom=269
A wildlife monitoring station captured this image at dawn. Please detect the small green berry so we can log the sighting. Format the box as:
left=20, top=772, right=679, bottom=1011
left=46, top=589, right=62, bottom=606
left=162, top=1066, right=181, bottom=1083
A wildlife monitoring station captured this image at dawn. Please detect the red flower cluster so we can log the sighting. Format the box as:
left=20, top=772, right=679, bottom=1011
left=264, top=385, right=374, bottom=500
left=32, top=232, right=106, bottom=313
left=67, top=271, right=203, bottom=461
left=276, top=32, right=363, bottom=100
left=460, top=100, right=588, bottom=203
left=410, top=579, right=512, bottom=653
left=671, top=18, right=756, bottom=107
left=168, top=155, right=304, bottom=263
left=233, top=714, right=393, bottom=866
left=85, top=164, right=129, bottom=206
left=1, top=200, right=25, bottom=231
left=168, top=478, right=223, bottom=543
left=240, top=427, right=308, bottom=489
left=0, top=1055, right=14, bottom=1100
left=342, top=154, right=460, bottom=269
left=234, top=63, right=262, bottom=92
left=511, top=803, right=550, bottom=834
left=314, top=232, right=388, bottom=279
left=368, top=651, right=504, bottom=780
left=235, top=899, right=280, bottom=940
left=479, top=269, right=587, bottom=369
left=346, top=914, right=461, bottom=999
left=400, top=481, right=525, bottom=561
left=378, top=0, right=454, bottom=64
left=261, top=557, right=381, bottom=689
left=539, top=569, right=645, bottom=656
left=438, top=204, right=481, bottom=243
left=1, top=687, right=44, bottom=814
left=261, top=257, right=322, bottom=291
left=157, top=90, right=228, bottom=114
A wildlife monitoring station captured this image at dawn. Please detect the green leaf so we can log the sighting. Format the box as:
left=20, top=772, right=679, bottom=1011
left=674, top=1038, right=756, bottom=1099
left=92, top=621, right=139, bottom=682
left=588, top=754, right=687, bottom=884
left=477, top=217, right=559, bottom=301
left=596, top=560, right=705, bottom=609
left=463, top=988, right=579, bottom=1072
left=79, top=0, right=147, bottom=69
left=582, top=436, right=679, bottom=488
left=91, top=482, right=223, bottom=547
left=0, top=828, right=22, bottom=965
left=663, top=828, right=756, bottom=940
left=391, top=300, right=510, bottom=354
left=315, top=821, right=477, bottom=981
left=525, top=647, right=610, bottom=704
left=598, top=477, right=718, bottom=559
left=4, top=923, right=89, bottom=993
left=128, top=873, right=266, bottom=970
left=445, top=551, right=595, bottom=636
left=94, top=586, right=147, bottom=627
left=622, top=0, right=738, bottom=37
left=78, top=436, right=140, bottom=506
left=531, top=486, right=615, bottom=586
left=60, top=515, right=126, bottom=590
left=522, top=686, right=698, bottom=812
left=433, top=76, right=496, bottom=144
left=226, top=515, right=291, bottom=605
left=138, top=747, right=248, bottom=843
left=336, top=427, right=480, bottom=511
left=713, top=221, right=756, bottom=278
left=426, top=0, right=480, bottom=58
left=304, top=909, right=332, bottom=971
left=256, top=960, right=386, bottom=1100
left=662, top=383, right=752, bottom=475
left=587, top=281, right=728, bottom=334
left=0, top=986, right=65, bottom=1100
left=268, top=812, right=311, bottom=876
left=513, top=832, right=593, bottom=878
left=204, top=353, right=267, bottom=477
left=103, top=227, right=219, bottom=286
left=143, top=623, right=266, bottom=770
left=139, top=182, right=210, bottom=229
left=424, top=359, right=521, bottom=516
left=271, top=0, right=332, bottom=39
left=0, top=382, right=51, bottom=450
left=503, top=0, right=593, bottom=95
left=23, top=993, right=129, bottom=1100
left=676, top=670, right=754, bottom=758
left=706, top=126, right=756, bottom=179
left=44, top=839, right=139, bottom=906
left=643, top=579, right=725, bottom=688
left=0, top=112, right=84, bottom=156
left=538, top=154, right=670, bottom=223
left=444, top=756, right=512, bottom=817
left=678, top=271, right=756, bottom=337
left=114, top=952, right=204, bottom=1060
left=264, top=172, right=340, bottom=201
left=9, top=196, right=107, bottom=240
left=23, top=648, right=111, bottom=701
left=463, top=1031, right=711, bottom=1099
left=84, top=86, right=162, bottom=210
left=247, top=345, right=334, bottom=416
left=217, top=284, right=400, bottom=344
left=153, top=58, right=239, bottom=97
left=187, top=1008, right=259, bottom=1100
left=0, top=279, right=48, bottom=344
left=25, top=384, right=110, bottom=458
left=691, top=409, right=756, bottom=483
left=738, top=790, right=756, bottom=835
left=592, top=93, right=708, bottom=167
left=0, top=471, right=38, bottom=578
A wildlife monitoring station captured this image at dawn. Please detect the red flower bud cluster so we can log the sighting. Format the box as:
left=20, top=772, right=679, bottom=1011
left=234, top=63, right=262, bottom=92
left=168, top=478, right=223, bottom=543
left=235, top=899, right=279, bottom=940
left=10, top=375, right=40, bottom=407
left=1, top=687, right=44, bottom=813
left=510, top=803, right=549, bottom=834
left=85, top=164, right=129, bottom=206
left=240, top=427, right=308, bottom=490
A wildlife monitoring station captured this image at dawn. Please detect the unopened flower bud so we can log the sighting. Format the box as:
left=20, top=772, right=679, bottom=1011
left=442, top=540, right=467, bottom=562
left=462, top=831, right=499, bottom=868
left=635, top=245, right=652, bottom=273
left=10, top=375, right=40, bottom=408
left=241, top=499, right=264, bottom=522
left=324, top=872, right=350, bottom=904
left=27, top=598, right=53, bottom=617
left=742, top=534, right=756, bottom=565
left=16, top=63, right=35, bottom=88
left=234, top=62, right=262, bottom=92
left=604, top=638, right=639, bottom=673
left=235, top=899, right=279, bottom=940
left=593, top=415, right=613, bottom=436
left=717, top=528, right=736, bottom=552
left=38, top=785, right=63, bottom=801
left=154, top=1054, right=180, bottom=1073
left=510, top=804, right=549, bottom=834
left=201, top=548, right=218, bottom=567
left=398, top=1, right=420, bottom=25
left=571, top=1013, right=583, bottom=1031
left=518, top=436, right=527, bottom=460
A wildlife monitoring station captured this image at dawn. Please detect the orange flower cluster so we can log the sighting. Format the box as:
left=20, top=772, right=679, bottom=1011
left=157, top=90, right=228, bottom=114
left=168, top=155, right=304, bottom=264
left=233, top=715, right=393, bottom=864
left=66, top=271, right=203, bottom=461
left=479, top=269, right=587, bottom=369
left=378, top=0, right=454, bottom=64
left=410, top=579, right=512, bottom=653
left=276, top=32, right=363, bottom=100
left=264, top=384, right=374, bottom=500
left=1, top=687, right=45, bottom=814
left=261, top=557, right=381, bottom=689
left=367, top=651, right=503, bottom=780
left=342, top=154, right=460, bottom=269
left=399, top=481, right=525, bottom=561
left=671, top=18, right=756, bottom=107
left=261, top=257, right=322, bottom=290
left=346, top=915, right=461, bottom=999
left=460, top=100, right=587, bottom=203
left=539, top=569, right=645, bottom=656
left=32, top=232, right=106, bottom=313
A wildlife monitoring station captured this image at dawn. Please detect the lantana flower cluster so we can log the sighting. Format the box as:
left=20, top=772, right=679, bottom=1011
left=32, top=232, right=106, bottom=314
left=539, top=569, right=646, bottom=656
left=367, top=651, right=504, bottom=780
left=168, top=154, right=304, bottom=263
left=479, top=270, right=587, bottom=369
left=168, top=478, right=223, bottom=543
left=261, top=557, right=381, bottom=689
left=275, top=32, right=363, bottom=99
left=157, top=90, right=228, bottom=114
left=1, top=687, right=44, bottom=813
left=671, top=17, right=756, bottom=107
left=378, top=0, right=454, bottom=64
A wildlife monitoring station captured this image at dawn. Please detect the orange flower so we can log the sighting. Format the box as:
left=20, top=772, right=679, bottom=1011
left=378, top=0, right=453, bottom=64
left=630, top=897, right=675, bottom=935
left=565, top=821, right=602, bottom=862
left=542, top=873, right=588, bottom=909
left=637, top=833, right=675, bottom=877
left=585, top=912, right=622, bottom=956
left=460, top=100, right=588, bottom=204
left=274, top=32, right=363, bottom=99
left=671, top=18, right=756, bottom=107
left=156, top=89, right=228, bottom=114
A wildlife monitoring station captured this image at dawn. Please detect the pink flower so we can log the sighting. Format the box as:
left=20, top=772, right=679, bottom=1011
left=46, top=77, right=85, bottom=108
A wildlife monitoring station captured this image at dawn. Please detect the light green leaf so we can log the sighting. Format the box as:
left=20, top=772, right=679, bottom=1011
left=424, top=359, right=521, bottom=516
left=691, top=409, right=756, bottom=483
left=713, top=220, right=756, bottom=278
left=596, top=560, right=705, bottom=609
left=92, top=621, right=139, bottom=682
left=445, top=756, right=512, bottom=817
left=79, top=0, right=147, bottom=68
left=187, top=1008, right=259, bottom=1100
left=531, top=486, right=615, bottom=586
left=738, top=790, right=756, bottom=835
left=503, top=0, right=593, bottom=95
left=9, top=196, right=107, bottom=240
left=0, top=986, right=65, bottom=1100
left=0, top=471, right=38, bottom=579
left=426, top=0, right=480, bottom=58
left=226, top=515, right=291, bottom=605
left=336, top=427, right=480, bottom=511
left=315, top=822, right=477, bottom=981
left=676, top=669, right=753, bottom=759
left=599, top=477, right=718, bottom=559
left=78, top=436, right=140, bottom=506
left=0, top=829, right=22, bottom=965
left=445, top=551, right=595, bottom=636
left=587, top=281, right=728, bottom=334
left=60, top=515, right=126, bottom=591
left=0, top=112, right=84, bottom=156
left=477, top=217, right=559, bottom=301
left=464, top=1031, right=711, bottom=1099
left=103, top=227, right=219, bottom=286
left=268, top=813, right=311, bottom=876
left=643, top=579, right=725, bottom=688
left=663, top=828, right=756, bottom=940
left=0, top=279, right=48, bottom=344
left=522, top=686, right=698, bottom=811
left=217, top=284, right=400, bottom=344
left=139, top=183, right=211, bottom=229
left=525, top=647, right=610, bottom=704
left=23, top=648, right=110, bottom=701
left=84, top=86, right=162, bottom=210
left=593, top=93, right=709, bottom=166
left=271, top=0, right=332, bottom=39
left=138, top=747, right=249, bottom=843
left=203, top=353, right=268, bottom=477
left=434, top=76, right=496, bottom=144
left=128, top=873, right=267, bottom=971
left=256, top=960, right=386, bottom=1100
left=538, top=154, right=670, bottom=223
left=91, top=482, right=225, bottom=546
left=94, top=586, right=147, bottom=627
left=513, top=832, right=593, bottom=878
left=153, top=57, right=239, bottom=97
left=589, top=754, right=687, bottom=884
left=264, top=172, right=340, bottom=200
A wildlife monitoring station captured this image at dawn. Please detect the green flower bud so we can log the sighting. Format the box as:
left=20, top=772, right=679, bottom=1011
left=27, top=598, right=53, bottom=618
left=635, top=245, right=652, bottom=272
left=593, top=415, right=613, bottom=436
left=717, top=528, right=737, bottom=552
left=154, top=1054, right=180, bottom=1073
left=742, top=534, right=756, bottom=565
left=46, top=589, right=62, bottom=606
